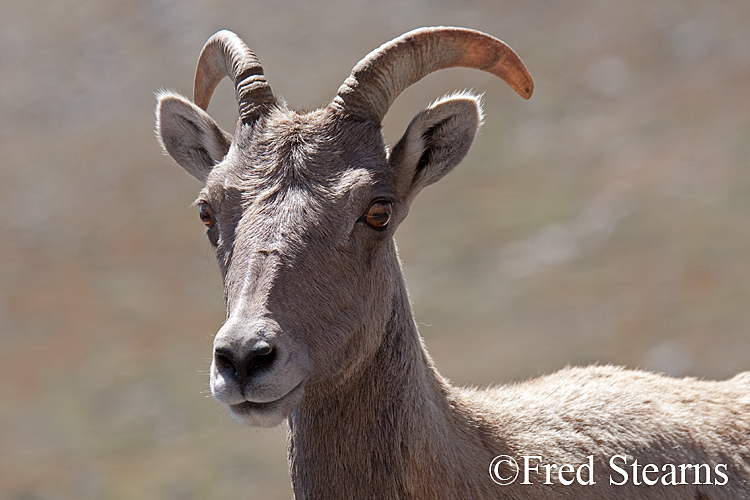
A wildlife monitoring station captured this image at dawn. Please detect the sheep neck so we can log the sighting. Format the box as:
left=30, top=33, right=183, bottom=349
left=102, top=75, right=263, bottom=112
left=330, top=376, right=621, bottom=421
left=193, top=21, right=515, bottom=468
left=286, top=277, right=505, bottom=499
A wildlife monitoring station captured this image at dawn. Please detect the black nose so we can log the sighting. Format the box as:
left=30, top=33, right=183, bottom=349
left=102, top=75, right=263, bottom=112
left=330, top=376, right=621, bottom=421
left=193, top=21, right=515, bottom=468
left=214, top=340, right=277, bottom=384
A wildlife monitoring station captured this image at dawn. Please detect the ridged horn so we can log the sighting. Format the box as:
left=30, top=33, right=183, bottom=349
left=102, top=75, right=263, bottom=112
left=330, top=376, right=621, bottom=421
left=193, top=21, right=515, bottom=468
left=332, top=27, right=534, bottom=123
left=193, top=30, right=275, bottom=124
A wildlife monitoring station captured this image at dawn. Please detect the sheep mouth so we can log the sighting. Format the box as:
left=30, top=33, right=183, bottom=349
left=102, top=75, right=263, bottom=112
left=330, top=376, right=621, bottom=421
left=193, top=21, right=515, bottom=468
left=227, top=381, right=305, bottom=426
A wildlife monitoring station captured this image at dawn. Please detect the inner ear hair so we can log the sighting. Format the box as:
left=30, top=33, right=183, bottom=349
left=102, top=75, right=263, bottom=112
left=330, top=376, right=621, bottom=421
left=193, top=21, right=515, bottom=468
left=156, top=91, right=233, bottom=182
left=392, top=92, right=483, bottom=198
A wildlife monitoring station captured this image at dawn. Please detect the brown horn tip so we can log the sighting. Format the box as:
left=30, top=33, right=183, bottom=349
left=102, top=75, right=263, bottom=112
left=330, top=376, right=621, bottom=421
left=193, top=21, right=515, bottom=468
left=459, top=36, right=534, bottom=100
left=333, top=27, right=534, bottom=122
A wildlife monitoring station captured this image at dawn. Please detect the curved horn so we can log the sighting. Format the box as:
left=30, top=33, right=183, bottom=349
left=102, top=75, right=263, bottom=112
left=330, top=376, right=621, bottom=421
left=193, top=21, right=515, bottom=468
left=193, top=30, right=275, bottom=124
left=332, top=27, right=533, bottom=123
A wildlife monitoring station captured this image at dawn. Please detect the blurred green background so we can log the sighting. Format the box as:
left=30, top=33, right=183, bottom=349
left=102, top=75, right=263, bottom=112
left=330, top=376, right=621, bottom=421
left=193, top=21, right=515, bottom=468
left=2, top=0, right=750, bottom=498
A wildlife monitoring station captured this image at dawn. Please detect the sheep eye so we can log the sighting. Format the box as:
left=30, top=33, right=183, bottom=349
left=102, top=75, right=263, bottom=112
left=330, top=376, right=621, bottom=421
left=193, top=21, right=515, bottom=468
left=364, top=200, right=392, bottom=230
left=199, top=202, right=216, bottom=228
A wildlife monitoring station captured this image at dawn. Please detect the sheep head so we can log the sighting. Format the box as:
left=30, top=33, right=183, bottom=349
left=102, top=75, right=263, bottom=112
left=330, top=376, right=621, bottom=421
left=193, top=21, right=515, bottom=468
left=155, top=27, right=532, bottom=426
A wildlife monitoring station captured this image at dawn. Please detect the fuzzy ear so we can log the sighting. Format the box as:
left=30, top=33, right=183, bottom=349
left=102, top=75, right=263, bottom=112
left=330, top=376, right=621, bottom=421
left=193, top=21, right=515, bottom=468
left=156, top=91, right=232, bottom=182
left=390, top=93, right=483, bottom=202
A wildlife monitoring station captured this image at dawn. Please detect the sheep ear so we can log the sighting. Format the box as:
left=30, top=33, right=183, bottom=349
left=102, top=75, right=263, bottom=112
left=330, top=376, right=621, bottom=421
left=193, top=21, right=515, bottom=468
left=390, top=93, right=482, bottom=202
left=156, top=91, right=232, bottom=182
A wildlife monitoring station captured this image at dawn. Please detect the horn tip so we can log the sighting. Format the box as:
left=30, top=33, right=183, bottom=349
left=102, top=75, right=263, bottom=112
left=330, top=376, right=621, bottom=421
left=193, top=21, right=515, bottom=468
left=519, top=81, right=534, bottom=100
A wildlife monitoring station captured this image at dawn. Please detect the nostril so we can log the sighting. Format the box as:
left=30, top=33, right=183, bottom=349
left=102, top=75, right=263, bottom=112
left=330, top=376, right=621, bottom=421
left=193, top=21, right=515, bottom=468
left=214, top=348, right=239, bottom=380
left=247, top=341, right=276, bottom=373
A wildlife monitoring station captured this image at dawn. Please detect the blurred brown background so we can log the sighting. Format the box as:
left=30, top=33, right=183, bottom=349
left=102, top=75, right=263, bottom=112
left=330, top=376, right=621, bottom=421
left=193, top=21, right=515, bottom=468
left=2, top=0, right=749, bottom=498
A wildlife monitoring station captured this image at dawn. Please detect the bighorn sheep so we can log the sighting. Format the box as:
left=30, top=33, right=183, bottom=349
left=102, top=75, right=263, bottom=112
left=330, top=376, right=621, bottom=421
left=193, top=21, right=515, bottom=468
left=156, top=27, right=750, bottom=499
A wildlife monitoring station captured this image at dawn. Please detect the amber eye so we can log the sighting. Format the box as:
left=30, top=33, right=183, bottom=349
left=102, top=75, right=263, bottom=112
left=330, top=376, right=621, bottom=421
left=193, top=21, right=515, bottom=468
left=364, top=200, right=392, bottom=230
left=198, top=202, right=216, bottom=228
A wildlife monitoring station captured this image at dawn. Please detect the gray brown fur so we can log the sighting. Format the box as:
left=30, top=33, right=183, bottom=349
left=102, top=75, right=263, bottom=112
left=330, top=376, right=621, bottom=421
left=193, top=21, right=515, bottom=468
left=155, top=27, right=750, bottom=499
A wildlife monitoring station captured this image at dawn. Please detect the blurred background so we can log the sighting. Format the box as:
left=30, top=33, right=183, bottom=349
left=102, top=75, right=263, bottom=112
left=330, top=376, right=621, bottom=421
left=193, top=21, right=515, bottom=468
left=2, top=0, right=749, bottom=498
